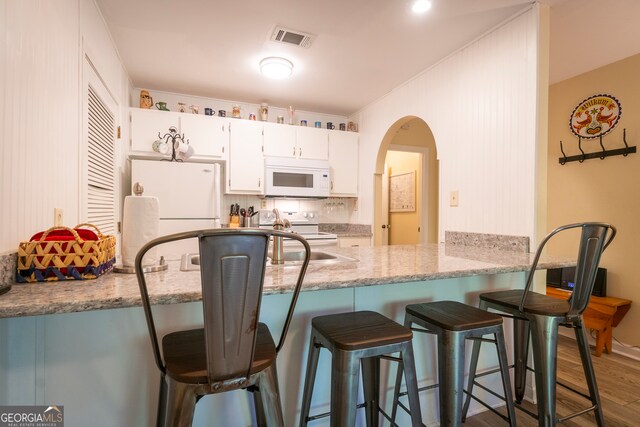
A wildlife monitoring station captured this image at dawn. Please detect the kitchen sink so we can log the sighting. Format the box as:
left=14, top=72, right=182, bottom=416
left=268, top=250, right=358, bottom=265
left=180, top=250, right=357, bottom=271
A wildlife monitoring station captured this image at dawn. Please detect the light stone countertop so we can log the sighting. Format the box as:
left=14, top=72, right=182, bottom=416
left=0, top=244, right=573, bottom=319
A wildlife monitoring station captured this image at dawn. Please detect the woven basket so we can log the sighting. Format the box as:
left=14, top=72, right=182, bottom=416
left=16, top=223, right=116, bottom=282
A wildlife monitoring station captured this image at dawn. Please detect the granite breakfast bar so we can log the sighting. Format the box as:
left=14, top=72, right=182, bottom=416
left=0, top=243, right=572, bottom=426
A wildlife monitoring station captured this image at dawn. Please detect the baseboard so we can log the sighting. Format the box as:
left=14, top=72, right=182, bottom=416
left=558, top=328, right=640, bottom=361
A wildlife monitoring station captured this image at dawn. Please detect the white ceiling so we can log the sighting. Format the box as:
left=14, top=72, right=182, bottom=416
left=96, top=0, right=640, bottom=116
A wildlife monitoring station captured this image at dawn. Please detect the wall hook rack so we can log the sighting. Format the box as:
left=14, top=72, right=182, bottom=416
left=559, top=128, right=636, bottom=165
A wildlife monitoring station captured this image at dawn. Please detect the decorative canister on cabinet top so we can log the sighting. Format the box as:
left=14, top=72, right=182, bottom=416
left=140, top=90, right=153, bottom=109
left=259, top=103, right=268, bottom=121
left=232, top=105, right=241, bottom=118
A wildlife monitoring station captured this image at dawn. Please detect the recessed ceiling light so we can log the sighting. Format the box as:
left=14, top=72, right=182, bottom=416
left=259, top=57, right=293, bottom=79
left=412, top=0, right=432, bottom=13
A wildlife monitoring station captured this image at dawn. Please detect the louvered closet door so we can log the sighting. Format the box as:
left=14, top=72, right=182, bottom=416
left=81, top=58, right=117, bottom=235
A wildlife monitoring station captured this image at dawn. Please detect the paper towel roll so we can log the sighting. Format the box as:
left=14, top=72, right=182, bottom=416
left=122, top=196, right=160, bottom=267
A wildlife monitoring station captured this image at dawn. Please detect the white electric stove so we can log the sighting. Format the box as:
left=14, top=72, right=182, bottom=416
left=258, top=210, right=338, bottom=247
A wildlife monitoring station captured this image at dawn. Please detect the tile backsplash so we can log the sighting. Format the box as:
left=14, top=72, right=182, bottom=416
left=221, top=195, right=358, bottom=224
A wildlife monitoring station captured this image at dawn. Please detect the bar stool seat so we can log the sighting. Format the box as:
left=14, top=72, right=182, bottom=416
left=299, top=310, right=423, bottom=427
left=393, top=301, right=516, bottom=427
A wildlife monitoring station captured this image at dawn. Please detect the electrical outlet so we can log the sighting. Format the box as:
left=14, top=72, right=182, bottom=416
left=261, top=199, right=267, bottom=209
left=353, top=198, right=359, bottom=211
left=450, top=191, right=459, bottom=207
left=54, top=208, right=64, bottom=226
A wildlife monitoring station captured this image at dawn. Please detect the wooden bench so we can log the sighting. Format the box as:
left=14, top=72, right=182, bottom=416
left=546, top=286, right=632, bottom=356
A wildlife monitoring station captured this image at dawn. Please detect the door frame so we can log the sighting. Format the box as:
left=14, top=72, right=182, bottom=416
left=373, top=116, right=438, bottom=246
left=386, top=144, right=429, bottom=245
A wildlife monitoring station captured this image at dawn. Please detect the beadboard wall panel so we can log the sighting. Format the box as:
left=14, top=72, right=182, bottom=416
left=354, top=6, right=541, bottom=242
left=1, top=0, right=81, bottom=254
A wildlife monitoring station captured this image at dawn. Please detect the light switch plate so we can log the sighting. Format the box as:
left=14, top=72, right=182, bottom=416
left=450, top=190, right=459, bottom=207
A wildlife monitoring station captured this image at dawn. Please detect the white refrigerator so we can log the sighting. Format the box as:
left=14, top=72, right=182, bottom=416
left=131, top=159, right=222, bottom=258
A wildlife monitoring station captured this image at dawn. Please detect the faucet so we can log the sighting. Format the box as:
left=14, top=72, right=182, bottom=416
left=271, top=208, right=291, bottom=264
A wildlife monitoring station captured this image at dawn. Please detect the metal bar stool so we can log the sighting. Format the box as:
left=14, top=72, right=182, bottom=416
left=135, top=228, right=310, bottom=427
left=391, top=301, right=516, bottom=427
left=463, top=222, right=616, bottom=427
left=299, top=310, right=423, bottom=427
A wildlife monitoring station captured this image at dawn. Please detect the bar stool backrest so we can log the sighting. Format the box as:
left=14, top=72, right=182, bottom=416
left=520, top=223, right=616, bottom=318
left=135, top=228, right=310, bottom=386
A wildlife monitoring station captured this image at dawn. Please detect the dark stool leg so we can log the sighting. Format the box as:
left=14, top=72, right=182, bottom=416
left=299, top=334, right=321, bottom=427
left=164, top=377, right=197, bottom=427
left=253, top=389, right=266, bottom=427
left=513, top=316, right=530, bottom=404
left=574, top=321, right=606, bottom=427
left=529, top=315, right=561, bottom=427
left=438, top=330, right=466, bottom=427
left=156, top=374, right=168, bottom=427
left=400, top=342, right=423, bottom=427
left=361, top=356, right=380, bottom=427
left=390, top=354, right=404, bottom=425
left=391, top=316, right=412, bottom=424
left=461, top=336, right=481, bottom=422
left=331, top=350, right=360, bottom=426
left=495, top=328, right=517, bottom=427
left=259, top=363, right=284, bottom=427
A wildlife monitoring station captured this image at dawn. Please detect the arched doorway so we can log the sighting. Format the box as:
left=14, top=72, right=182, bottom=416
left=373, top=116, right=439, bottom=246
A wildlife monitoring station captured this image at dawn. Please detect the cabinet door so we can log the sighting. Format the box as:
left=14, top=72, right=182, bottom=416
left=263, top=122, right=296, bottom=158
left=329, top=131, right=358, bottom=196
left=296, top=127, right=329, bottom=160
left=130, top=108, right=179, bottom=154
left=179, top=114, right=228, bottom=159
left=227, top=120, right=264, bottom=194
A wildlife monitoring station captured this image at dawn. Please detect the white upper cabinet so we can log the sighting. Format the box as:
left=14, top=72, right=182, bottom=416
left=179, top=114, right=228, bottom=159
left=262, top=122, right=297, bottom=158
left=130, top=108, right=179, bottom=155
left=227, top=119, right=264, bottom=194
left=129, top=108, right=228, bottom=160
left=296, top=127, right=329, bottom=160
left=263, top=124, right=329, bottom=160
left=328, top=131, right=358, bottom=196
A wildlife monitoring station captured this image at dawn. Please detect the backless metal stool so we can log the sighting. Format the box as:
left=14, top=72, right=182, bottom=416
left=391, top=301, right=516, bottom=427
left=299, top=310, right=423, bottom=427
left=464, top=222, right=616, bottom=427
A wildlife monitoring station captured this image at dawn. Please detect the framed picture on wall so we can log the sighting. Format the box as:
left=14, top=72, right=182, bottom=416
left=389, top=171, right=416, bottom=212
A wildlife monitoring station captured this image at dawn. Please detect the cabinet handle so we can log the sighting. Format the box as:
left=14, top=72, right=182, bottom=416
left=293, top=147, right=296, bottom=156
left=331, top=181, right=334, bottom=190
left=299, top=148, right=302, bottom=157
left=258, top=178, right=261, bottom=188
left=222, top=146, right=224, bottom=153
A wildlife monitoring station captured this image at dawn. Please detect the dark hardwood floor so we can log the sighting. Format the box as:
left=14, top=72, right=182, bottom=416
left=464, top=335, right=640, bottom=427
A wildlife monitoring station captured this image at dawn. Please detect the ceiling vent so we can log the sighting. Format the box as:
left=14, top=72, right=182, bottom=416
left=270, top=26, right=314, bottom=49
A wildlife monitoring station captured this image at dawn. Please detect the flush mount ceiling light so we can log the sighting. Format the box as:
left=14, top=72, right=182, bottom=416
left=412, top=0, right=432, bottom=13
left=259, top=57, right=293, bottom=79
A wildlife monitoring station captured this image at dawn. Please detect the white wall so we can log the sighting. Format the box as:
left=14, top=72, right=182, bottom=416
left=353, top=5, right=542, bottom=242
left=1, top=0, right=81, bottom=254
left=0, top=0, right=130, bottom=255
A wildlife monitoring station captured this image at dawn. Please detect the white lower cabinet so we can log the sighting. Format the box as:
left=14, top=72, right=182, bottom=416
left=338, top=236, right=371, bottom=248
left=227, top=120, right=264, bottom=194
left=329, top=131, right=358, bottom=196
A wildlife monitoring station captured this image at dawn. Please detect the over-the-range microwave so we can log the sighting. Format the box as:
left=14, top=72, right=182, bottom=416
left=264, top=157, right=330, bottom=198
